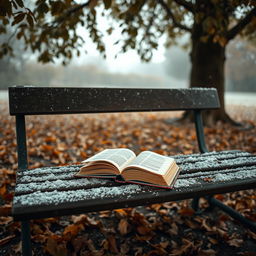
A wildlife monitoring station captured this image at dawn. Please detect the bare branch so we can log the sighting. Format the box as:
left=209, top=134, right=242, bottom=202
left=156, top=0, right=192, bottom=32
left=173, top=0, right=194, bottom=13
left=55, top=0, right=94, bottom=24
left=145, top=5, right=157, bottom=35
left=226, top=7, right=256, bottom=41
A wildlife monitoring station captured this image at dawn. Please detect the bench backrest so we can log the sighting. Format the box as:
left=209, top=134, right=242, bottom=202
left=8, top=86, right=220, bottom=170
left=9, top=86, right=219, bottom=115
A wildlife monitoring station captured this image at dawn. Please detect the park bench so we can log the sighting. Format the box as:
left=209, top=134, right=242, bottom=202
left=8, top=86, right=256, bottom=256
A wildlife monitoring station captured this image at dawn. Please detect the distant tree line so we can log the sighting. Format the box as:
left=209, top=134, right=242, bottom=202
left=0, top=61, right=166, bottom=89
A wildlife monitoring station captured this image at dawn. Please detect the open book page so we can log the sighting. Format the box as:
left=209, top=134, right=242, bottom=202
left=124, top=151, right=175, bottom=175
left=82, top=148, right=136, bottom=170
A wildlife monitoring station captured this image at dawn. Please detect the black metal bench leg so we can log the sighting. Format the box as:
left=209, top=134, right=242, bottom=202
left=21, top=220, right=32, bottom=256
left=191, top=197, right=200, bottom=212
left=208, top=197, right=256, bottom=233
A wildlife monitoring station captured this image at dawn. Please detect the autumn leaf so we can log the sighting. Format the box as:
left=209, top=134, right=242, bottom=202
left=201, top=219, right=215, bottom=232
left=45, top=236, right=68, bottom=256
left=199, top=249, right=216, bottom=255
left=227, top=238, right=243, bottom=247
left=41, top=144, right=54, bottom=152
left=118, top=218, right=129, bottom=235
left=71, top=214, right=87, bottom=224
left=178, top=207, right=195, bottom=216
left=71, top=236, right=85, bottom=254
left=0, top=234, right=15, bottom=246
left=99, top=210, right=111, bottom=218
left=0, top=204, right=12, bottom=216
left=63, top=223, right=84, bottom=238
left=203, top=177, right=213, bottom=182
left=171, top=238, right=195, bottom=255
left=12, top=241, right=22, bottom=254
left=0, top=216, right=12, bottom=225
left=80, top=150, right=87, bottom=159
left=168, top=222, right=179, bottom=236
left=215, top=194, right=225, bottom=200
left=44, top=135, right=56, bottom=143
left=114, top=208, right=128, bottom=218
left=136, top=225, right=151, bottom=235
left=31, top=224, right=44, bottom=235
left=0, top=184, right=7, bottom=196
left=107, top=235, right=118, bottom=253
left=150, top=203, right=162, bottom=211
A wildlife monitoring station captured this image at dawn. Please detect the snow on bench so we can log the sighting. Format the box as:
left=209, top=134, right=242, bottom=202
left=13, top=150, right=256, bottom=211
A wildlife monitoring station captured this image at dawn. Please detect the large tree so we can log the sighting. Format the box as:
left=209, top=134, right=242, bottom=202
left=1, top=0, right=255, bottom=123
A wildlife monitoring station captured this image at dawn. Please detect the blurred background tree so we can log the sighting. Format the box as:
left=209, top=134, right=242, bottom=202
left=226, top=39, right=256, bottom=93
left=0, top=0, right=255, bottom=123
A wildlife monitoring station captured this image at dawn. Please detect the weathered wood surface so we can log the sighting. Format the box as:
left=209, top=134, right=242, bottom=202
left=9, top=86, right=220, bottom=115
left=12, top=150, right=256, bottom=221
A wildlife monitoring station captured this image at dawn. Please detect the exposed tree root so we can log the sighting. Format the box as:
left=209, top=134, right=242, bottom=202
left=164, top=110, right=244, bottom=127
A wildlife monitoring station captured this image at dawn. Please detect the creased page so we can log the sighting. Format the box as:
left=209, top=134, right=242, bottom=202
left=82, top=148, right=136, bottom=170
left=127, top=151, right=174, bottom=175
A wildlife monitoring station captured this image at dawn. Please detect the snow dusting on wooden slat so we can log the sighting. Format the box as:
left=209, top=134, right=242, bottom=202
left=15, top=177, right=111, bottom=194
left=178, top=156, right=256, bottom=173
left=18, top=165, right=81, bottom=176
left=12, top=150, right=256, bottom=210
left=175, top=151, right=251, bottom=162
left=14, top=184, right=142, bottom=206
left=173, top=150, right=248, bottom=160
left=178, top=166, right=256, bottom=179
left=175, top=166, right=256, bottom=188
left=174, top=178, right=198, bottom=188
left=18, top=172, right=77, bottom=183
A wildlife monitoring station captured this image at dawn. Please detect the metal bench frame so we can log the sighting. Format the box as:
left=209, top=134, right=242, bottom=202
left=8, top=86, right=256, bottom=255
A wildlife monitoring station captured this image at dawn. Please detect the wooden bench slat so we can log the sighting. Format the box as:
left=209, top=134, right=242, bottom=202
left=12, top=150, right=256, bottom=221
left=15, top=165, right=256, bottom=196
left=175, top=150, right=251, bottom=162
left=15, top=177, right=116, bottom=195
left=9, top=87, right=220, bottom=115
left=13, top=179, right=256, bottom=221
left=14, top=150, right=256, bottom=191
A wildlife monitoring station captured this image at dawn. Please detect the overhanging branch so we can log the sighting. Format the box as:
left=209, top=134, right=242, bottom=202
left=157, top=0, right=192, bottom=32
left=173, top=0, right=194, bottom=13
left=226, top=7, right=256, bottom=41
left=55, top=0, right=94, bottom=24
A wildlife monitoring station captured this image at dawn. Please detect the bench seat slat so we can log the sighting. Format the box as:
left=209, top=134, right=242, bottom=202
left=13, top=179, right=256, bottom=221
left=15, top=176, right=115, bottom=195
left=9, top=87, right=220, bottom=115
left=12, top=150, right=256, bottom=221
left=15, top=165, right=256, bottom=196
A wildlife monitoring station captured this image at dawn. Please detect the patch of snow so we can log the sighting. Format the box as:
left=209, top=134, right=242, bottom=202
left=18, top=165, right=81, bottom=176
left=15, top=178, right=110, bottom=194
left=14, top=184, right=142, bottom=207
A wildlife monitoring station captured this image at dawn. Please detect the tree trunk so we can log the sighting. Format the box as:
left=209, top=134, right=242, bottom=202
left=190, top=37, right=224, bottom=124
left=187, top=19, right=238, bottom=125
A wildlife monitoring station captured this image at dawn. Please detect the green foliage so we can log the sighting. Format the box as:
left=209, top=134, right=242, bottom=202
left=0, top=0, right=255, bottom=64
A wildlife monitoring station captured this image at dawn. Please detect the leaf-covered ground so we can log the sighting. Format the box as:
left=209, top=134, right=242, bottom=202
left=0, top=101, right=256, bottom=256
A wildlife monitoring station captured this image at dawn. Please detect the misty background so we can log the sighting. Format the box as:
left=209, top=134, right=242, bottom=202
left=0, top=27, right=256, bottom=105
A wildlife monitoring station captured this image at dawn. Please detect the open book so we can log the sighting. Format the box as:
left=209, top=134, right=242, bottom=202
left=76, top=148, right=180, bottom=189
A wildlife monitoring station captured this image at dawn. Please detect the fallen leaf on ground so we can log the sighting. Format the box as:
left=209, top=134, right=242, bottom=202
left=0, top=235, right=15, bottom=246
left=118, top=218, right=129, bottom=235
left=0, top=204, right=12, bottom=216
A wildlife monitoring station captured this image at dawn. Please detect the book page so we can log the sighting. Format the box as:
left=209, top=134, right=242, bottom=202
left=126, top=151, right=174, bottom=175
left=82, top=148, right=136, bottom=170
